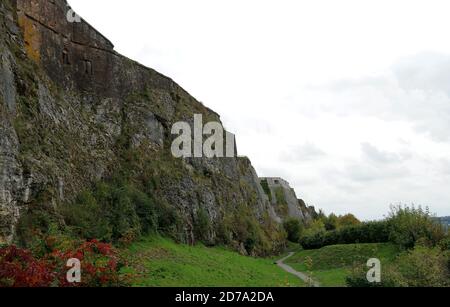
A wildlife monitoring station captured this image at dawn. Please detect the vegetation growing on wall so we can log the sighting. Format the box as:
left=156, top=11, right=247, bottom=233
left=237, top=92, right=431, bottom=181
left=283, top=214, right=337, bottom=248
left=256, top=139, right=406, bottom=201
left=259, top=179, right=272, bottom=202
left=283, top=218, right=303, bottom=243
left=273, top=187, right=288, bottom=217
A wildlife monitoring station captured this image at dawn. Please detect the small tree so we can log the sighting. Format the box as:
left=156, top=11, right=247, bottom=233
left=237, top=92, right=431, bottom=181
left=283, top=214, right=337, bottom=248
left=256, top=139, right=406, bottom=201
left=324, top=214, right=338, bottom=231
left=283, top=218, right=303, bottom=243
left=304, top=256, right=315, bottom=287
left=194, top=208, right=210, bottom=242
left=387, top=205, right=446, bottom=249
left=337, top=214, right=361, bottom=228
left=394, top=246, right=449, bottom=287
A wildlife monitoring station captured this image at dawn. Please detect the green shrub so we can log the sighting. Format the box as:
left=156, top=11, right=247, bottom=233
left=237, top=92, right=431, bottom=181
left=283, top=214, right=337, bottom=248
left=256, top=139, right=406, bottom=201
left=439, top=234, right=450, bottom=251
left=61, top=183, right=141, bottom=242
left=216, top=219, right=233, bottom=245
left=60, top=181, right=173, bottom=243
left=274, top=187, right=286, bottom=205
left=220, top=205, right=284, bottom=256
left=283, top=218, right=303, bottom=243
left=194, top=208, right=211, bottom=242
left=273, top=187, right=289, bottom=217
left=301, top=205, right=445, bottom=250
left=346, top=246, right=449, bottom=287
left=394, top=246, right=449, bottom=287
left=242, top=218, right=260, bottom=253
left=324, top=214, right=338, bottom=231
left=259, top=180, right=272, bottom=202
left=15, top=200, right=63, bottom=251
left=130, top=186, right=159, bottom=235
left=303, top=219, right=326, bottom=237
left=315, top=213, right=360, bottom=231
left=300, top=221, right=390, bottom=249
left=62, top=190, right=112, bottom=241
left=154, top=200, right=182, bottom=236
left=345, top=265, right=398, bottom=287
left=337, top=214, right=361, bottom=228
left=387, top=205, right=446, bottom=249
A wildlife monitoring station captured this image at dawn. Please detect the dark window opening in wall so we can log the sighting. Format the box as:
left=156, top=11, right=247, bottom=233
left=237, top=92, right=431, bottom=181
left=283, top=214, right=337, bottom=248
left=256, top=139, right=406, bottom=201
left=274, top=180, right=280, bottom=185
left=62, top=49, right=70, bottom=65
left=83, top=60, right=93, bottom=75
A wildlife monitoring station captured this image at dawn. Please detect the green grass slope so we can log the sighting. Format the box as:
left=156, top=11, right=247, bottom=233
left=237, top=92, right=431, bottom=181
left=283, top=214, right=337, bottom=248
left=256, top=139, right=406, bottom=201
left=286, top=243, right=400, bottom=287
left=121, top=237, right=305, bottom=287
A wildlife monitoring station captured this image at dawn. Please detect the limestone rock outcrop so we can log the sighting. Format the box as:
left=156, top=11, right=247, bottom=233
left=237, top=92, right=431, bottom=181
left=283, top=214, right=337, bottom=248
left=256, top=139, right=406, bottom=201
left=0, top=0, right=314, bottom=252
left=259, top=177, right=316, bottom=224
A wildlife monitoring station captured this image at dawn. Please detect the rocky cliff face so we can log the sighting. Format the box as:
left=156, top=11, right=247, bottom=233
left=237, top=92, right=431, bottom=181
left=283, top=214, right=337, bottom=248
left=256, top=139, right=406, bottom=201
left=259, top=178, right=316, bottom=223
left=0, top=0, right=312, bottom=253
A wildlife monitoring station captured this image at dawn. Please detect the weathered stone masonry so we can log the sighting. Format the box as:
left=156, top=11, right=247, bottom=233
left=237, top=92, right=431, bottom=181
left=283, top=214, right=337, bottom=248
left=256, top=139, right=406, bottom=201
left=15, top=0, right=116, bottom=93
left=0, top=0, right=316, bottom=249
left=14, top=0, right=184, bottom=103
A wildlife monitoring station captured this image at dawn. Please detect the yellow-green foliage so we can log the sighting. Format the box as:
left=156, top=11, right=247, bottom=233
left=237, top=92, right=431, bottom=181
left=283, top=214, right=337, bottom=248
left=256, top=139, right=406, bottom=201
left=274, top=187, right=288, bottom=217
left=387, top=205, right=446, bottom=249
left=259, top=179, right=272, bottom=202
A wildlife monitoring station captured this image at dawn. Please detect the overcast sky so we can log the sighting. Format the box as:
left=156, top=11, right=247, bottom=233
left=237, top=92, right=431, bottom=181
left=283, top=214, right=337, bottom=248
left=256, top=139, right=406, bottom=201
left=70, top=0, right=450, bottom=220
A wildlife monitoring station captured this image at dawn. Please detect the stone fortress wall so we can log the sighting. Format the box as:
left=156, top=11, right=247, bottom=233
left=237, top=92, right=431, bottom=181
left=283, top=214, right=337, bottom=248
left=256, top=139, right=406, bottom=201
left=15, top=0, right=116, bottom=93
left=16, top=0, right=113, bottom=50
left=260, top=177, right=291, bottom=189
left=0, top=0, right=317, bottom=245
left=14, top=0, right=187, bottom=104
left=260, top=177, right=314, bottom=222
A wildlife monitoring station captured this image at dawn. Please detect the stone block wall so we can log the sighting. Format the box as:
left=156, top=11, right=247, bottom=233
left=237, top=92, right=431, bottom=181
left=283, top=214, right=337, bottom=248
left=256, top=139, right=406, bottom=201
left=15, top=0, right=116, bottom=94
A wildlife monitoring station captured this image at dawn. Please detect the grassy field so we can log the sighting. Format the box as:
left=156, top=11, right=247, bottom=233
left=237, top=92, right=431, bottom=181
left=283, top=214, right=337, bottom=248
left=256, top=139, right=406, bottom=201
left=119, top=237, right=402, bottom=287
left=121, top=236, right=305, bottom=287
left=286, top=243, right=400, bottom=287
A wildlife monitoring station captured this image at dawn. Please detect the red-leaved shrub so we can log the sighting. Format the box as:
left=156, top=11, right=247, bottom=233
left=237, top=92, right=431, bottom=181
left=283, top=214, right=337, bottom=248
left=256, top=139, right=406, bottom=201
left=0, top=240, right=127, bottom=287
left=0, top=246, right=55, bottom=287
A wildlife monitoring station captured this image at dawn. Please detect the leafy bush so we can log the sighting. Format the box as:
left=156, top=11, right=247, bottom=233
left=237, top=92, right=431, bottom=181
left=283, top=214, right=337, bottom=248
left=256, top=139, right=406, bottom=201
left=259, top=179, right=272, bottom=202
left=283, top=218, right=303, bottom=243
left=345, top=264, right=398, bottom=287
left=50, top=240, right=127, bottom=287
left=300, top=221, right=390, bottom=249
left=61, top=190, right=113, bottom=241
left=0, top=241, right=127, bottom=287
left=387, top=205, right=446, bottom=249
left=324, top=214, right=338, bottom=231
left=439, top=234, right=450, bottom=251
left=302, top=219, right=326, bottom=237
left=306, top=212, right=362, bottom=234
left=301, top=205, right=445, bottom=250
left=337, top=214, right=361, bottom=228
left=219, top=206, right=285, bottom=256
left=273, top=187, right=288, bottom=216
left=61, top=181, right=167, bottom=243
left=129, top=186, right=159, bottom=235
left=15, top=199, right=63, bottom=249
left=194, top=208, right=211, bottom=242
left=0, top=246, right=55, bottom=287
left=346, top=246, right=450, bottom=287
left=274, top=187, right=286, bottom=205
left=393, top=246, right=449, bottom=287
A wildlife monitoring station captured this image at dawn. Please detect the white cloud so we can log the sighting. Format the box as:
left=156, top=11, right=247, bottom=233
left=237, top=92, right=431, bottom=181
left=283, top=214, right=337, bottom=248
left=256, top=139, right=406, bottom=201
left=280, top=143, right=326, bottom=162
left=360, top=143, right=406, bottom=164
